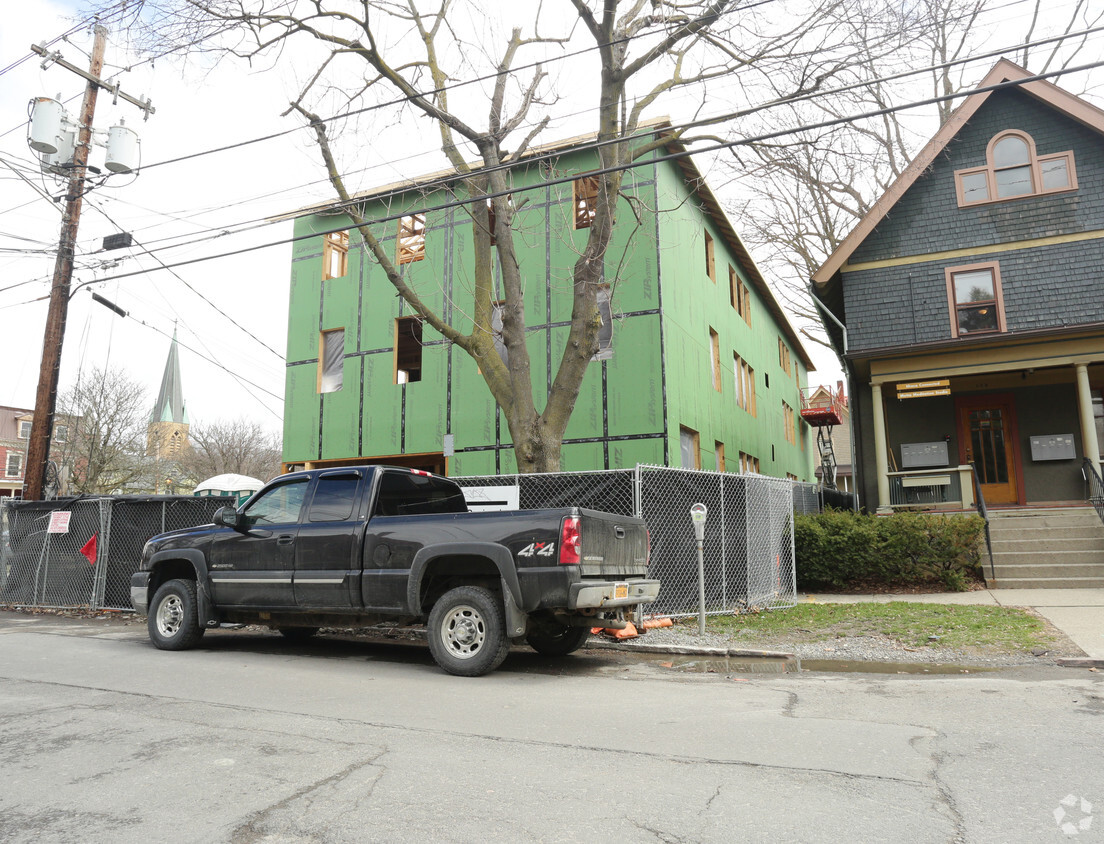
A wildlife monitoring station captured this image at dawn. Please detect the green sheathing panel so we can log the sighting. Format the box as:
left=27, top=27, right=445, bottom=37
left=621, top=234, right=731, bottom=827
left=320, top=354, right=360, bottom=459
left=655, top=160, right=811, bottom=479
left=283, top=364, right=320, bottom=462
left=284, top=143, right=672, bottom=474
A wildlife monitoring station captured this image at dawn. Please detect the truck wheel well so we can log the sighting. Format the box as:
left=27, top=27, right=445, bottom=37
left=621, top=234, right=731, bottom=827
left=149, top=560, right=198, bottom=597
left=418, top=555, right=501, bottom=613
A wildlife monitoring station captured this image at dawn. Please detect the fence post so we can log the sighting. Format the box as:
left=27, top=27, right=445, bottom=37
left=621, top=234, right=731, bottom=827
left=91, top=498, right=110, bottom=610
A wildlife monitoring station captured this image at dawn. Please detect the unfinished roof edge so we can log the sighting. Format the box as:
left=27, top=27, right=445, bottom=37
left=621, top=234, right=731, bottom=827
left=275, top=116, right=674, bottom=222
left=812, top=58, right=1104, bottom=286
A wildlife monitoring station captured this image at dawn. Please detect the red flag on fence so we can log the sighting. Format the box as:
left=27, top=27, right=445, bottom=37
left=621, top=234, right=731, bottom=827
left=79, top=533, right=98, bottom=566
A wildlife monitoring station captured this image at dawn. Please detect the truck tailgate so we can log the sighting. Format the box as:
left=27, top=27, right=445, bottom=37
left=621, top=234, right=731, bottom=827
left=577, top=508, right=649, bottom=578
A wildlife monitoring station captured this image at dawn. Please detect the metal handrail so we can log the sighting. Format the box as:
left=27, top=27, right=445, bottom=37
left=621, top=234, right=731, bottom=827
left=969, top=462, right=996, bottom=583
left=1083, top=458, right=1104, bottom=527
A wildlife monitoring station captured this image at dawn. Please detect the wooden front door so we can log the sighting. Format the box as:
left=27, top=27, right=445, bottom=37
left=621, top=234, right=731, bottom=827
left=956, top=395, right=1021, bottom=505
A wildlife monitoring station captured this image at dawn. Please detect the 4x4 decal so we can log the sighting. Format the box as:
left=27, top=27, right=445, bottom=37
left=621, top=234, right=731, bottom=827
left=518, top=542, right=556, bottom=558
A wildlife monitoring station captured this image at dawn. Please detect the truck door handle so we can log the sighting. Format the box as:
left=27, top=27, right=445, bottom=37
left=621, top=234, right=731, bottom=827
left=277, top=534, right=295, bottom=545
left=614, top=526, right=626, bottom=539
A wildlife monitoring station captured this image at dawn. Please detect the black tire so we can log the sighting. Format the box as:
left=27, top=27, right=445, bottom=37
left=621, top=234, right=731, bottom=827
left=147, top=579, right=205, bottom=651
left=426, top=585, right=510, bottom=677
left=526, top=624, right=590, bottom=656
left=278, top=626, right=320, bottom=641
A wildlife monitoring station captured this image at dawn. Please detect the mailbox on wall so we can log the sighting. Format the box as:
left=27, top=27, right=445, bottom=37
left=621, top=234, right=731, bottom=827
left=1029, top=434, right=1077, bottom=461
left=900, top=441, right=950, bottom=469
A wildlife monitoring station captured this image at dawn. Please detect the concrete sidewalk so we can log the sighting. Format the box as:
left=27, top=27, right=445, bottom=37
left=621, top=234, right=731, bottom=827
left=803, top=588, right=1104, bottom=660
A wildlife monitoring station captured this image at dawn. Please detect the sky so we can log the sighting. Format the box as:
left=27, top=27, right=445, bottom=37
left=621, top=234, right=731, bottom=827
left=3, top=0, right=1102, bottom=440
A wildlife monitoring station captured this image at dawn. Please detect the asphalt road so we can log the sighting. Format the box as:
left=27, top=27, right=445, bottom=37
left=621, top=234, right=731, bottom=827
left=2, top=612, right=1102, bottom=843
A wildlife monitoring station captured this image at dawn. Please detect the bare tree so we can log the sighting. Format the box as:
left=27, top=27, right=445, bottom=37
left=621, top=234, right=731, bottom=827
left=727, top=0, right=1104, bottom=348
left=176, top=417, right=283, bottom=484
left=99, top=0, right=913, bottom=470
left=56, top=367, right=150, bottom=493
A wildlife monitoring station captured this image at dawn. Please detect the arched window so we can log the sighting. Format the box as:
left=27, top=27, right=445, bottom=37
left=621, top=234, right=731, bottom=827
left=955, top=130, right=1076, bottom=206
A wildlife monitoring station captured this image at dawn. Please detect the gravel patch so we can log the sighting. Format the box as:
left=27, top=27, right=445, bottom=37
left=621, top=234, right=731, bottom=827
left=596, top=619, right=1087, bottom=668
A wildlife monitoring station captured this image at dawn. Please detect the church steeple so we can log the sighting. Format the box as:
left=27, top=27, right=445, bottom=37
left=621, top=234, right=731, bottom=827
left=150, top=329, right=188, bottom=426
left=147, top=330, right=190, bottom=464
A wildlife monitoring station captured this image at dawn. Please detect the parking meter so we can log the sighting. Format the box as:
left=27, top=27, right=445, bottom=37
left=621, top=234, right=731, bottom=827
left=690, top=503, right=708, bottom=634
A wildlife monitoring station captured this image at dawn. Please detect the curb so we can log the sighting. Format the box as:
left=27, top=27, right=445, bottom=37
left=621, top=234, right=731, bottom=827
left=1055, top=658, right=1104, bottom=669
left=584, top=640, right=795, bottom=659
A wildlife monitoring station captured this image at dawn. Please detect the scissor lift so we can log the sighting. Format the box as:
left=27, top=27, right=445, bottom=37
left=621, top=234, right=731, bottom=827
left=800, top=386, right=845, bottom=489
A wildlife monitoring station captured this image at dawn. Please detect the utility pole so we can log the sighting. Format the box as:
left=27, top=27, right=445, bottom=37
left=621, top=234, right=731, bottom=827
left=24, top=25, right=116, bottom=501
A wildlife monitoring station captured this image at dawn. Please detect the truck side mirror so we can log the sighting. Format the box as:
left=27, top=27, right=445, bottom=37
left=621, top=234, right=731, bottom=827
left=213, top=507, right=243, bottom=530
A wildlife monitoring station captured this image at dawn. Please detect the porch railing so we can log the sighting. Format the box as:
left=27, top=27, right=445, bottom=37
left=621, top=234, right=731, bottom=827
left=1084, top=458, right=1104, bottom=528
left=969, top=462, right=996, bottom=583
left=887, top=465, right=976, bottom=510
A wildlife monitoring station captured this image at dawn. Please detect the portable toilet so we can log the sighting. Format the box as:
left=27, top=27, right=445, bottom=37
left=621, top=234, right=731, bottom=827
left=193, top=474, right=264, bottom=507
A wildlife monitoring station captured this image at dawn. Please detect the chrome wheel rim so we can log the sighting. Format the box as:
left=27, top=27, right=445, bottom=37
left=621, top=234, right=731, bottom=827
left=155, top=594, right=184, bottom=638
left=440, top=604, right=485, bottom=659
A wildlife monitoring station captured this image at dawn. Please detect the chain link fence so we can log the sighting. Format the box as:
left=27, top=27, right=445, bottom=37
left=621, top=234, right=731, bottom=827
left=1, top=496, right=233, bottom=611
left=2, top=470, right=845, bottom=617
left=454, top=465, right=803, bottom=617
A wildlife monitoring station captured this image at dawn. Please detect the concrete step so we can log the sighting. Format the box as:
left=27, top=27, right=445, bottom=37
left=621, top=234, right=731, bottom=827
left=989, top=560, right=1104, bottom=579
left=990, top=537, right=1104, bottom=553
left=988, top=576, right=1104, bottom=589
left=988, top=510, right=1104, bottom=530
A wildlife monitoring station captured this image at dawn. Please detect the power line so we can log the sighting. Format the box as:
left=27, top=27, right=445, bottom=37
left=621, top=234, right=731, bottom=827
left=47, top=58, right=1104, bottom=297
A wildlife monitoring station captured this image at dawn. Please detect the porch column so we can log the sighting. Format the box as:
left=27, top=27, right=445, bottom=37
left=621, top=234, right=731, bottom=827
left=870, top=382, right=892, bottom=512
left=1075, top=363, right=1101, bottom=471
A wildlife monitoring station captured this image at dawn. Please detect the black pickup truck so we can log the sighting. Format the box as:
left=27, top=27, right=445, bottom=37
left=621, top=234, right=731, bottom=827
left=130, top=465, right=658, bottom=675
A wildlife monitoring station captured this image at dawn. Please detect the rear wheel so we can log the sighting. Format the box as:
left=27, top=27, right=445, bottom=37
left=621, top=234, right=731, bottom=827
left=148, top=579, right=205, bottom=651
left=526, top=624, right=590, bottom=656
left=427, top=585, right=509, bottom=677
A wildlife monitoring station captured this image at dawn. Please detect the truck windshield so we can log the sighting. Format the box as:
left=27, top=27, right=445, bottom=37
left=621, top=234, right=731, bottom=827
left=374, top=472, right=468, bottom=516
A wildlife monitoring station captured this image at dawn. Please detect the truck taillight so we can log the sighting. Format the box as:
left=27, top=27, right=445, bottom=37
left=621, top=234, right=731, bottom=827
left=559, top=516, right=581, bottom=565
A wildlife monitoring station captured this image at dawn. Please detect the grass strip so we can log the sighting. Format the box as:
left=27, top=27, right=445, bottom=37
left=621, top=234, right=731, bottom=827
left=701, top=602, right=1057, bottom=652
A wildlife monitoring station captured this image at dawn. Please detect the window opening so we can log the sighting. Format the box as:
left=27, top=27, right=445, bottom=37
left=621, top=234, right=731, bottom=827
left=18, top=420, right=31, bottom=438
left=6, top=453, right=22, bottom=477
left=704, top=230, right=715, bottom=282
left=318, top=329, right=345, bottom=393
left=398, top=213, right=426, bottom=264
left=54, top=424, right=68, bottom=443
left=715, top=441, right=725, bottom=472
left=322, top=230, right=349, bottom=280
left=680, top=426, right=701, bottom=469
left=709, top=328, right=721, bottom=391
left=309, top=474, right=360, bottom=522
left=395, top=317, right=424, bottom=383
left=573, top=175, right=599, bottom=229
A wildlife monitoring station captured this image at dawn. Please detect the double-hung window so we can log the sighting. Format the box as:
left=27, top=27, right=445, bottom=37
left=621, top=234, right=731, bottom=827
left=946, top=262, right=1005, bottom=338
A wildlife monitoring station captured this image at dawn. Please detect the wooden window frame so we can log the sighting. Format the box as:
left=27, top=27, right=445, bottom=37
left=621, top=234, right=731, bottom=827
left=704, top=230, right=715, bottom=283
left=573, top=175, right=599, bottom=229
left=945, top=261, right=1007, bottom=338
left=322, top=230, right=349, bottom=280
left=680, top=426, right=701, bottom=470
left=709, top=328, right=721, bottom=391
left=954, top=130, right=1077, bottom=207
left=714, top=441, right=725, bottom=472
left=318, top=328, right=345, bottom=394
left=739, top=451, right=759, bottom=474
left=729, top=265, right=738, bottom=312
left=397, top=213, right=426, bottom=265
left=778, top=338, right=792, bottom=377
left=394, top=316, right=424, bottom=384
left=783, top=401, right=796, bottom=445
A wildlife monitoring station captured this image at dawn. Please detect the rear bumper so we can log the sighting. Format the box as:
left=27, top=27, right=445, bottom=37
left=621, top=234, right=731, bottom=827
left=130, top=571, right=150, bottom=615
left=569, top=578, right=660, bottom=609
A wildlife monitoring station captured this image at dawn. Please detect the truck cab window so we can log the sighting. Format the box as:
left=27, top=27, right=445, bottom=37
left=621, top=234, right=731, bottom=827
left=309, top=475, right=360, bottom=522
left=244, top=480, right=308, bottom=525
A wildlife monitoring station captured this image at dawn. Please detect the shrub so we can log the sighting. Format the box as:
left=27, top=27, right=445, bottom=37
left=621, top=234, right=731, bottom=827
left=795, top=509, right=985, bottom=592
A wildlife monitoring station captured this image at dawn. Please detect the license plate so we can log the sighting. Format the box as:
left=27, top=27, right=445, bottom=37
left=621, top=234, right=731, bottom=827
left=614, top=583, right=629, bottom=599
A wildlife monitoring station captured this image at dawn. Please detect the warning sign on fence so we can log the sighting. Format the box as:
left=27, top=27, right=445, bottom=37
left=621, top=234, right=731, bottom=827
left=47, top=511, right=71, bottom=534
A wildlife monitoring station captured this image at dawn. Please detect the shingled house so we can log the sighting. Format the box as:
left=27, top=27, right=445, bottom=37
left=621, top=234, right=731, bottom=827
left=812, top=60, right=1104, bottom=585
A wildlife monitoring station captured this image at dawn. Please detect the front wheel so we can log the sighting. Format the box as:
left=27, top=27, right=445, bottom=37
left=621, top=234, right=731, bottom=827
left=148, top=579, right=205, bottom=651
left=426, top=586, right=509, bottom=677
left=526, top=624, right=590, bottom=656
